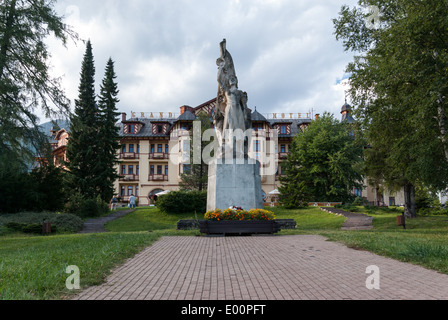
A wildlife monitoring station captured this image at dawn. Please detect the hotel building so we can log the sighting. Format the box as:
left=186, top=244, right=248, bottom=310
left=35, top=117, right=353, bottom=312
left=48, top=98, right=404, bottom=207
left=115, top=98, right=312, bottom=206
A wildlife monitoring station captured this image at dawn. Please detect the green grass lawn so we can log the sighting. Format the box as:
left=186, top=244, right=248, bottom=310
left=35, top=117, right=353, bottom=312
left=2, top=205, right=448, bottom=300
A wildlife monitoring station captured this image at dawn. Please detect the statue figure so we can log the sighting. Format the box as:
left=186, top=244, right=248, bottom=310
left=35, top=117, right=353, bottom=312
left=213, top=39, right=252, bottom=159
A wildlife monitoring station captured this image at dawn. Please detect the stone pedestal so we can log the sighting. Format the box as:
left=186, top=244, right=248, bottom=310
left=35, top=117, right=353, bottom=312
left=207, top=158, right=264, bottom=212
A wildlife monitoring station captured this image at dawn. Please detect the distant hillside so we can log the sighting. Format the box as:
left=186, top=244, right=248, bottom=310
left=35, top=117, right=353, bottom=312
left=38, top=119, right=70, bottom=137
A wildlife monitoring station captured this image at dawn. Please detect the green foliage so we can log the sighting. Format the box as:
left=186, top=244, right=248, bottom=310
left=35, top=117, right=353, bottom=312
left=65, top=41, right=101, bottom=199
left=334, top=0, right=448, bottom=217
left=0, top=0, right=77, bottom=165
left=96, top=58, right=121, bottom=202
left=279, top=113, right=364, bottom=208
left=156, top=190, right=207, bottom=214
left=65, top=43, right=121, bottom=203
left=179, top=112, right=213, bottom=191
left=0, top=211, right=83, bottom=233
left=0, top=163, right=66, bottom=213
left=64, top=192, right=109, bottom=218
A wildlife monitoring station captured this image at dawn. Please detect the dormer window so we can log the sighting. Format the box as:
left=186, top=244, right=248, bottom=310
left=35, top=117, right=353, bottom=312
left=280, top=125, right=287, bottom=134
left=128, top=124, right=135, bottom=134
left=157, top=125, right=163, bottom=134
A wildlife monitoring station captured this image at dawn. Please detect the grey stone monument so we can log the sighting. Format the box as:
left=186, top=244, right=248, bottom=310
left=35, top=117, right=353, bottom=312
left=207, top=39, right=264, bottom=212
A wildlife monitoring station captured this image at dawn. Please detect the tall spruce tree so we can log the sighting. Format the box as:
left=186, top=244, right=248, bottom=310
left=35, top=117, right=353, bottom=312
left=65, top=40, right=102, bottom=198
left=97, top=58, right=121, bottom=202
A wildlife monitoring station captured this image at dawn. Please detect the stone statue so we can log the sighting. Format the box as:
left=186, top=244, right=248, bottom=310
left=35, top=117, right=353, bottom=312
left=213, top=39, right=251, bottom=159
left=207, top=39, right=263, bottom=212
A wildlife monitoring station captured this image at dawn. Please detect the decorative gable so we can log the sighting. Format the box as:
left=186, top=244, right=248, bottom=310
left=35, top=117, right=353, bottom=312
left=275, top=124, right=291, bottom=135
left=152, top=122, right=170, bottom=135
left=123, top=122, right=143, bottom=135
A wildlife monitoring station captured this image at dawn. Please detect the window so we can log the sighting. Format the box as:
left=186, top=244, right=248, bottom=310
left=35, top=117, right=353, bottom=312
left=137, top=144, right=140, bottom=154
left=183, top=140, right=190, bottom=152
left=253, top=123, right=263, bottom=131
left=135, top=186, right=139, bottom=197
left=136, top=165, right=140, bottom=175
left=165, top=144, right=169, bottom=154
left=280, top=145, right=286, bottom=153
left=128, top=165, right=134, bottom=175
left=254, top=140, right=260, bottom=152
left=354, top=188, right=362, bottom=197
left=157, top=125, right=163, bottom=134
left=389, top=197, right=396, bottom=206
left=122, top=145, right=126, bottom=153
left=280, top=125, right=287, bottom=135
left=158, top=144, right=163, bottom=153
left=183, top=164, right=191, bottom=174
left=165, top=165, right=169, bottom=176
left=129, top=144, right=134, bottom=153
left=151, top=144, right=155, bottom=154
left=128, top=124, right=135, bottom=134
left=121, top=165, right=126, bottom=175
left=121, top=186, right=125, bottom=196
left=150, top=165, right=155, bottom=175
left=127, top=186, right=133, bottom=196
left=157, top=165, right=163, bottom=175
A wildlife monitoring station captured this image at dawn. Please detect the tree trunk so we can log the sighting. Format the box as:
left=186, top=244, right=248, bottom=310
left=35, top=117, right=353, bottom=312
left=403, top=182, right=416, bottom=218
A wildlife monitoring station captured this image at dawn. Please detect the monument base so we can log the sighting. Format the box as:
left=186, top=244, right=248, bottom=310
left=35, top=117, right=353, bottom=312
left=207, top=158, right=264, bottom=212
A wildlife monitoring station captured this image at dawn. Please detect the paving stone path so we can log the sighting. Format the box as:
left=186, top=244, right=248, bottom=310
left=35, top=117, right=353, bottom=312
left=73, top=235, right=448, bottom=300
left=78, top=209, right=135, bottom=233
left=321, top=207, right=374, bottom=230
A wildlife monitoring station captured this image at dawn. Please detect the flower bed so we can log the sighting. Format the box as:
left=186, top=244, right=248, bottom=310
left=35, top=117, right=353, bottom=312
left=200, top=208, right=279, bottom=235
left=204, top=208, right=276, bottom=221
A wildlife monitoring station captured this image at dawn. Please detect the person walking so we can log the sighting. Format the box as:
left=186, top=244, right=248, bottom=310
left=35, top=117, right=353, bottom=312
left=129, top=194, right=136, bottom=209
left=110, top=195, right=118, bottom=210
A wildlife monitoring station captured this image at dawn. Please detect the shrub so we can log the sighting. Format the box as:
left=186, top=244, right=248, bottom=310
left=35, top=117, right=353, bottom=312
left=1, top=212, right=82, bottom=234
left=157, top=190, right=207, bottom=214
left=65, top=194, right=110, bottom=218
left=54, top=213, right=83, bottom=232
left=22, top=224, right=44, bottom=234
left=205, top=208, right=276, bottom=221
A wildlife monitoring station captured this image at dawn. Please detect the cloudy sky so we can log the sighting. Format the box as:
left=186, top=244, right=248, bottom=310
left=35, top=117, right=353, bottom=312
left=43, top=0, right=359, bottom=124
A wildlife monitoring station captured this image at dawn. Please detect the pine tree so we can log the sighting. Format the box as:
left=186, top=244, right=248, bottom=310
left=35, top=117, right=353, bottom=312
left=65, top=40, right=101, bottom=198
left=97, top=58, right=121, bottom=202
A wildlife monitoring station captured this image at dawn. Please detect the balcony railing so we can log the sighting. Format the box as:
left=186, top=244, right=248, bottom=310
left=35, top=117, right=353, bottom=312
left=148, top=174, right=169, bottom=181
left=120, top=152, right=140, bottom=160
left=119, top=174, right=139, bottom=182
left=149, top=152, right=169, bottom=160
left=278, top=152, right=289, bottom=159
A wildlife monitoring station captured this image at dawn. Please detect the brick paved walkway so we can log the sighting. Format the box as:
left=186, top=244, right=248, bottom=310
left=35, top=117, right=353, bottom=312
left=73, top=235, right=448, bottom=300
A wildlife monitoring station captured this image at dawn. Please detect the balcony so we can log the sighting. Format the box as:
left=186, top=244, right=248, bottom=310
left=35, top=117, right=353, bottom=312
left=149, top=152, right=169, bottom=160
left=119, top=174, right=139, bottom=182
left=149, top=174, right=169, bottom=181
left=120, top=152, right=140, bottom=160
left=279, top=152, right=289, bottom=159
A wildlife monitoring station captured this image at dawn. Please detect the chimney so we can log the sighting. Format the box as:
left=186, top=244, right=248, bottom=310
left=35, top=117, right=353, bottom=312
left=122, top=112, right=127, bottom=122
left=180, top=105, right=193, bottom=115
left=315, top=114, right=320, bottom=120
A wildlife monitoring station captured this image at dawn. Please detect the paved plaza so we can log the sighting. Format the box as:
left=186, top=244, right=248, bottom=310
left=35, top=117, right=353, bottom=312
left=74, top=235, right=448, bottom=300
